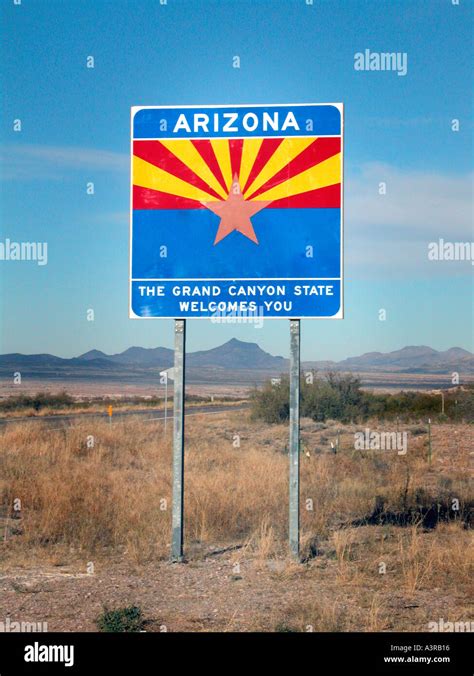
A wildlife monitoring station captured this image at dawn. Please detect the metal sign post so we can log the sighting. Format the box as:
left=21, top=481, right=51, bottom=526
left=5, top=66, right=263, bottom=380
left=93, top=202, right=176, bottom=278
left=164, top=374, right=168, bottom=433
left=171, top=319, right=186, bottom=562
left=289, top=319, right=300, bottom=559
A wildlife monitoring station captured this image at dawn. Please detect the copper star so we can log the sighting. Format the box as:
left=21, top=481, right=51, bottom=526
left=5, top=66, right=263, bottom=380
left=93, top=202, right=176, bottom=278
left=201, top=174, right=272, bottom=245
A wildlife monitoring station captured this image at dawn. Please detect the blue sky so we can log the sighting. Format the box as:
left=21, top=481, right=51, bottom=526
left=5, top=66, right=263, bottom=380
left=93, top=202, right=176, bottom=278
left=1, top=0, right=472, bottom=360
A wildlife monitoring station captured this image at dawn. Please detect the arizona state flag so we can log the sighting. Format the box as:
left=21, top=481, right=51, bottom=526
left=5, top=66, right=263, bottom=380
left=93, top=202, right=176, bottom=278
left=130, top=103, right=343, bottom=318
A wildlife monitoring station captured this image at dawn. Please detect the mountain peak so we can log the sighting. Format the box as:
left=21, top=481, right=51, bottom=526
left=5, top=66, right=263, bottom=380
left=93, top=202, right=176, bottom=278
left=188, top=338, right=286, bottom=369
left=224, top=337, right=256, bottom=347
left=79, top=349, right=109, bottom=361
left=396, top=345, right=437, bottom=355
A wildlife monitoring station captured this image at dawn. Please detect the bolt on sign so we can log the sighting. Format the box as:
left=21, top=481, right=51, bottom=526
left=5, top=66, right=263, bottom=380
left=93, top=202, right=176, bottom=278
left=129, top=103, right=343, bottom=319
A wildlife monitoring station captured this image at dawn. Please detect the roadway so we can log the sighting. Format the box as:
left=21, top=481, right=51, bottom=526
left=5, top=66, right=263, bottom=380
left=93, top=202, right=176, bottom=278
left=0, top=403, right=249, bottom=427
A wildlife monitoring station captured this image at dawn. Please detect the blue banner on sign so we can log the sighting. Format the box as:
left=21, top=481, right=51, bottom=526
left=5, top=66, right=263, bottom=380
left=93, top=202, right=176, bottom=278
left=133, top=104, right=341, bottom=139
left=131, top=280, right=341, bottom=318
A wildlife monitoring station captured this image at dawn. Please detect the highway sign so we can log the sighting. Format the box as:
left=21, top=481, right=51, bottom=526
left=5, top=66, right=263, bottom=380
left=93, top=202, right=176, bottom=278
left=130, top=103, right=343, bottom=319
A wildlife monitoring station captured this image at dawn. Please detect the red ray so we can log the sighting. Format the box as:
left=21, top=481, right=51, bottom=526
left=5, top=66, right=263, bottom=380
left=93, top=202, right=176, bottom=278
left=246, top=138, right=341, bottom=200
left=266, top=183, right=341, bottom=209
left=191, top=140, right=229, bottom=194
left=241, top=138, right=284, bottom=194
left=133, top=141, right=222, bottom=200
left=133, top=185, right=205, bottom=210
left=133, top=183, right=340, bottom=210
left=229, top=138, right=243, bottom=181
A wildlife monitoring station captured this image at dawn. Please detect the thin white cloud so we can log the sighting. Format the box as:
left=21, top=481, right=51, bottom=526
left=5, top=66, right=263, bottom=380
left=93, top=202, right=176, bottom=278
left=363, top=116, right=435, bottom=129
left=1, top=144, right=128, bottom=180
left=347, top=163, right=473, bottom=237
left=345, top=163, right=474, bottom=277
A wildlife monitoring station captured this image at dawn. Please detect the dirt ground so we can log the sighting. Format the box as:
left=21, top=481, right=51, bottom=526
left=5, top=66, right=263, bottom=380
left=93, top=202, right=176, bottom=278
left=0, top=525, right=471, bottom=633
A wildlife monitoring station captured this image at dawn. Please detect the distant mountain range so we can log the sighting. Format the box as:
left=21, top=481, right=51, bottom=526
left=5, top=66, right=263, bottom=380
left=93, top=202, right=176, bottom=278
left=78, top=339, right=287, bottom=370
left=0, top=340, right=472, bottom=382
left=305, top=345, right=474, bottom=374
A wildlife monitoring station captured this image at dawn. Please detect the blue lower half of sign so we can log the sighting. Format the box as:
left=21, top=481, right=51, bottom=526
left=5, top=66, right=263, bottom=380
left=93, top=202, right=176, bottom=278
left=131, top=208, right=341, bottom=279
left=131, top=280, right=341, bottom=318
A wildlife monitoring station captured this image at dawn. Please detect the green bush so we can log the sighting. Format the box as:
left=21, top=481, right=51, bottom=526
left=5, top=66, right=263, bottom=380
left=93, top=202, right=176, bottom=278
left=251, top=372, right=366, bottom=424
left=302, top=372, right=368, bottom=423
left=0, top=391, right=74, bottom=412
left=96, top=606, right=144, bottom=633
left=250, top=377, right=290, bottom=423
left=251, top=376, right=474, bottom=424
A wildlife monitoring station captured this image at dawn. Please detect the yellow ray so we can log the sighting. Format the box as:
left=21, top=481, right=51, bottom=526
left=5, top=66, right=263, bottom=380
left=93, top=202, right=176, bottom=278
left=251, top=153, right=341, bottom=201
left=133, top=155, right=218, bottom=201
left=239, top=138, right=263, bottom=190
left=160, top=139, right=227, bottom=199
left=243, top=137, right=316, bottom=198
left=211, top=139, right=232, bottom=191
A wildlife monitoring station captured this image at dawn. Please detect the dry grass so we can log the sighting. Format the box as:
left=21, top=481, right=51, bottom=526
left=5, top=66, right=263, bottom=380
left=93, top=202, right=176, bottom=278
left=0, top=414, right=471, bottom=561
left=0, top=412, right=472, bottom=632
left=0, top=419, right=175, bottom=562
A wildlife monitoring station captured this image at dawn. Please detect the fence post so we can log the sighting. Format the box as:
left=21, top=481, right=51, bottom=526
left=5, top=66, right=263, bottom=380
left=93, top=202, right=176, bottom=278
left=427, top=418, right=432, bottom=464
